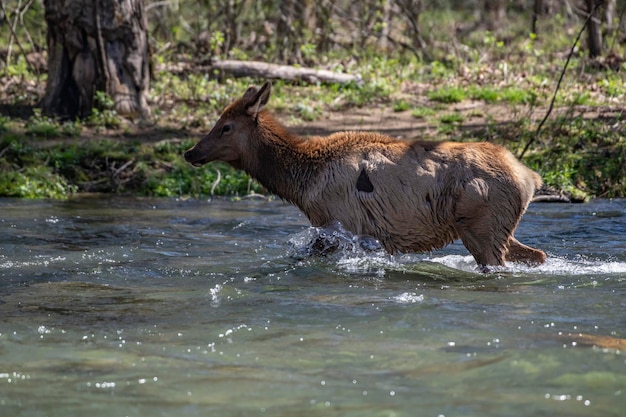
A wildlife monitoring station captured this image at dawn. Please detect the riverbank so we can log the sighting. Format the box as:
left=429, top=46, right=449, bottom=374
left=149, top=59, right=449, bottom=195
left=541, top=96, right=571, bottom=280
left=1, top=28, right=625, bottom=200
left=1, top=93, right=624, bottom=201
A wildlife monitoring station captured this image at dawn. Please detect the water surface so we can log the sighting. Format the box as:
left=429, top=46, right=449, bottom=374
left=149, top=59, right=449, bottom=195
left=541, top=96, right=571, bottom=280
left=1, top=196, right=625, bottom=416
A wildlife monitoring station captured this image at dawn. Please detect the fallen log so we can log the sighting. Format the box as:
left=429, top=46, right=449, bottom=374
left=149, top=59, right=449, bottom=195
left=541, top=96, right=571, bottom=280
left=211, top=59, right=363, bottom=86
left=532, top=194, right=571, bottom=203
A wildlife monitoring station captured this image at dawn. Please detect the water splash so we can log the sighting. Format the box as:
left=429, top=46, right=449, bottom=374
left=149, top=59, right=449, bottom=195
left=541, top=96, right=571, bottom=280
left=288, top=223, right=401, bottom=276
left=289, top=225, right=626, bottom=278
left=423, top=254, right=481, bottom=273
left=392, top=292, right=425, bottom=303
left=288, top=221, right=385, bottom=259
left=510, top=255, right=626, bottom=276
left=427, top=254, right=626, bottom=276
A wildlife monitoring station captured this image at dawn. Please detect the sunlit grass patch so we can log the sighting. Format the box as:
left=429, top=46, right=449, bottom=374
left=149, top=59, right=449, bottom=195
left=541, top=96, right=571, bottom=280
left=411, top=106, right=437, bottom=119
left=392, top=100, right=411, bottom=112
left=439, top=113, right=465, bottom=124
left=467, top=86, right=499, bottom=103
left=25, top=109, right=60, bottom=138
left=597, top=75, right=625, bottom=98
left=427, top=86, right=467, bottom=103
left=499, top=87, right=538, bottom=105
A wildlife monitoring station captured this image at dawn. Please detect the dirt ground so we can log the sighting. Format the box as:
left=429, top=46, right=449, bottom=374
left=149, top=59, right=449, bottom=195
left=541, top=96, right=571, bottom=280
left=291, top=101, right=624, bottom=142
left=295, top=102, right=498, bottom=139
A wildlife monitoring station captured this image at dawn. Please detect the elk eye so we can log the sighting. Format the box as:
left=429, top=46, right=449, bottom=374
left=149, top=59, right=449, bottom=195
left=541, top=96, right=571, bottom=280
left=221, top=124, right=232, bottom=136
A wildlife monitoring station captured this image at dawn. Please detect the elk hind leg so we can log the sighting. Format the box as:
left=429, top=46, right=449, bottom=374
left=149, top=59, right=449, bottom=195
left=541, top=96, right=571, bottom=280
left=456, top=212, right=509, bottom=269
left=506, top=236, right=547, bottom=265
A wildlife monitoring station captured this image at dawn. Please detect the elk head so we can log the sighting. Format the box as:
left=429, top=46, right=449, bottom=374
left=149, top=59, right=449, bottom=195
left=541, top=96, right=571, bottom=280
left=184, top=81, right=271, bottom=168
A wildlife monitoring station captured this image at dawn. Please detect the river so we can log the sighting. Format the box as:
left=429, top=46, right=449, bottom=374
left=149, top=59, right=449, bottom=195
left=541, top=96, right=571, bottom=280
left=1, top=196, right=625, bottom=416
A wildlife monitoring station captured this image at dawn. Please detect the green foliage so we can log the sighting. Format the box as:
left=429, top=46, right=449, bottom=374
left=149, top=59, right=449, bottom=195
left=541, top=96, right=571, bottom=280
left=61, top=120, right=83, bottom=137
left=2, top=2, right=626, bottom=200
left=411, top=106, right=436, bottom=119
left=87, top=91, right=121, bottom=129
left=427, top=86, right=466, bottom=103
left=524, top=117, right=626, bottom=199
left=0, top=115, right=10, bottom=133
left=439, top=113, right=465, bottom=124
left=294, top=103, right=321, bottom=122
left=0, top=165, right=76, bottom=199
left=427, top=61, right=456, bottom=81
left=0, top=135, right=261, bottom=199
left=500, top=87, right=538, bottom=105
left=392, top=100, right=411, bottom=112
left=4, top=56, right=35, bottom=78
left=598, top=75, right=625, bottom=98
left=25, top=109, right=60, bottom=137
left=467, top=86, right=499, bottom=103
left=145, top=162, right=263, bottom=198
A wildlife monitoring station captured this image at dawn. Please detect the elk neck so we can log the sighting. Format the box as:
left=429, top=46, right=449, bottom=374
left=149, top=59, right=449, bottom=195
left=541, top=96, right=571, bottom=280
left=241, top=111, right=325, bottom=205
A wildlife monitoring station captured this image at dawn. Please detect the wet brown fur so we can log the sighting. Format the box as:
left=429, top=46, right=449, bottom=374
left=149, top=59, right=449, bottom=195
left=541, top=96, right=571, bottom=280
left=185, top=82, right=547, bottom=268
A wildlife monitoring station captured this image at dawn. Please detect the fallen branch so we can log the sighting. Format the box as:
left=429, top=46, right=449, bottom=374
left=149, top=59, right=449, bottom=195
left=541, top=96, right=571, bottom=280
left=211, top=59, right=363, bottom=86
left=0, top=146, right=10, bottom=159
left=532, top=194, right=571, bottom=203
left=112, top=159, right=135, bottom=179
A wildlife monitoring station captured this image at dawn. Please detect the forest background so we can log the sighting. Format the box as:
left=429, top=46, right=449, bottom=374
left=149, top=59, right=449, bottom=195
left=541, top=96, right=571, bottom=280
left=0, top=0, right=625, bottom=201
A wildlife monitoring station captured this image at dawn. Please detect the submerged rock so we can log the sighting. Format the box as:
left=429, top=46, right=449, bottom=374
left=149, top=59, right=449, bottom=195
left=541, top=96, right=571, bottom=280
left=289, top=220, right=383, bottom=259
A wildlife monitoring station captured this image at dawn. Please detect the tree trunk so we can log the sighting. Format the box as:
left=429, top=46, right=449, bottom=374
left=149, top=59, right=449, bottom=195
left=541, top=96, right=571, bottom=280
left=395, top=0, right=426, bottom=53
left=42, top=0, right=151, bottom=120
left=483, top=0, right=506, bottom=31
left=604, top=0, right=616, bottom=37
left=532, top=0, right=543, bottom=34
left=313, top=1, right=334, bottom=54
left=585, top=0, right=603, bottom=58
left=532, top=0, right=557, bottom=35
left=275, top=0, right=304, bottom=64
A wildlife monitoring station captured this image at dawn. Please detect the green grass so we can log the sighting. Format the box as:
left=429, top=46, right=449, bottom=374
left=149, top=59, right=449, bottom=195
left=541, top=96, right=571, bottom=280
left=523, top=117, right=626, bottom=199
left=392, top=100, right=411, bottom=112
left=467, top=86, right=499, bottom=103
left=427, top=86, right=467, bottom=104
left=500, top=87, right=538, bottom=105
left=411, top=107, right=436, bottom=119
left=0, top=135, right=262, bottom=199
left=439, top=113, right=465, bottom=124
left=25, top=109, right=60, bottom=138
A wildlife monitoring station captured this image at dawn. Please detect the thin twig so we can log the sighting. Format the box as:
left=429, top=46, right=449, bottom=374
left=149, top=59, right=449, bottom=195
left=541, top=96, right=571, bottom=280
left=210, top=169, right=222, bottom=195
left=0, top=146, right=10, bottom=159
left=0, top=0, right=38, bottom=75
left=608, top=4, right=626, bottom=53
left=2, top=0, right=21, bottom=65
left=17, top=0, right=37, bottom=55
left=113, top=159, right=135, bottom=178
left=517, top=1, right=603, bottom=160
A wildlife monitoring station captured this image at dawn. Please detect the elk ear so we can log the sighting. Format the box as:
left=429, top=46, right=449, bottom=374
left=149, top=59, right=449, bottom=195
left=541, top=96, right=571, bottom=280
left=246, top=81, right=271, bottom=119
left=242, top=86, right=258, bottom=100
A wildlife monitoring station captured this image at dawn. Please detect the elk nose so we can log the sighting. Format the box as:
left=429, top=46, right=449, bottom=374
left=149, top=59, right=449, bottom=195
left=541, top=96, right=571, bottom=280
left=183, top=149, right=195, bottom=163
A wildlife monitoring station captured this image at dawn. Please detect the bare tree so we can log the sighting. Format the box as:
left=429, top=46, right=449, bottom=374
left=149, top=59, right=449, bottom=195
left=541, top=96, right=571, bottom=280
left=604, top=0, right=617, bottom=37
left=532, top=0, right=557, bottom=35
left=395, top=0, right=426, bottom=55
left=275, top=0, right=306, bottom=63
left=483, top=0, right=506, bottom=31
left=42, top=0, right=151, bottom=119
left=585, top=0, right=603, bottom=58
left=312, top=0, right=335, bottom=54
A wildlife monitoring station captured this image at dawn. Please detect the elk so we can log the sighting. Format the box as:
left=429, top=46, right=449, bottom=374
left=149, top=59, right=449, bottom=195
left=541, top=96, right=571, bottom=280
left=184, top=82, right=547, bottom=269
